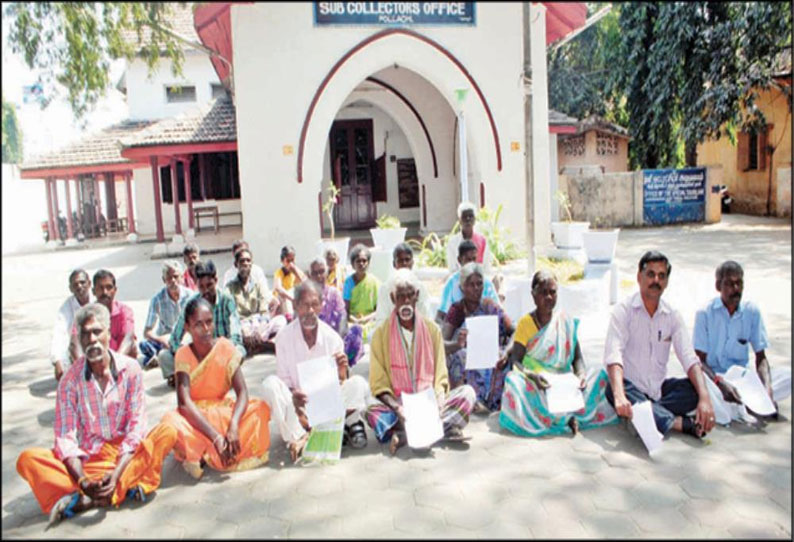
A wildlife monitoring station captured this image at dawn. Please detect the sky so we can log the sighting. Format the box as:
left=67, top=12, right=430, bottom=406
left=1, top=14, right=129, bottom=161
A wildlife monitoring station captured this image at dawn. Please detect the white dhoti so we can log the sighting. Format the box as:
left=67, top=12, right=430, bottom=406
left=706, top=365, right=791, bottom=425
left=261, top=374, right=372, bottom=445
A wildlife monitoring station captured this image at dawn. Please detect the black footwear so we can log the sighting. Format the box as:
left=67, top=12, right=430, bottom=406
left=681, top=416, right=704, bottom=439
left=344, top=421, right=367, bottom=449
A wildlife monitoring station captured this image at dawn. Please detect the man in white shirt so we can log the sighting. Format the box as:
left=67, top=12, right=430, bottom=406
left=221, top=239, right=272, bottom=294
left=51, top=269, right=93, bottom=381
left=604, top=251, right=715, bottom=439
left=262, top=281, right=371, bottom=463
left=374, top=243, right=430, bottom=325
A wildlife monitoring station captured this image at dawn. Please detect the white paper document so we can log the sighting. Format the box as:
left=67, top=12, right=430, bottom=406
left=297, top=356, right=345, bottom=428
left=543, top=372, right=585, bottom=414
left=631, top=401, right=664, bottom=454
left=724, top=365, right=776, bottom=416
left=401, top=387, right=444, bottom=448
left=464, top=315, right=499, bottom=370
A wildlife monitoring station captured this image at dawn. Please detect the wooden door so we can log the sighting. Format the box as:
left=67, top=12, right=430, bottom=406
left=329, top=119, right=376, bottom=229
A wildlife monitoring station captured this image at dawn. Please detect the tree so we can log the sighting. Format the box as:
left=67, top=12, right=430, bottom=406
left=612, top=2, right=792, bottom=169
left=2, top=96, right=23, bottom=163
left=548, top=3, right=627, bottom=126
left=3, top=2, right=188, bottom=120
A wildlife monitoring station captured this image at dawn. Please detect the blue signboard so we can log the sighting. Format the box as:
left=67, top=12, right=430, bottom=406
left=314, top=2, right=475, bottom=26
left=643, top=167, right=706, bottom=225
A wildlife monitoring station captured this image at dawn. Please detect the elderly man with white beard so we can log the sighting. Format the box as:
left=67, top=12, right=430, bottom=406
left=262, top=281, right=371, bottom=463
left=366, top=269, right=476, bottom=455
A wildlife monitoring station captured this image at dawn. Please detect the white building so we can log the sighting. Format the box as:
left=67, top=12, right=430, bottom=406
left=21, top=2, right=588, bottom=272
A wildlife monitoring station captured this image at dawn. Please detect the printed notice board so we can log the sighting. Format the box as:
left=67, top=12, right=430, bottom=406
left=314, top=2, right=475, bottom=26
left=643, top=168, right=706, bottom=225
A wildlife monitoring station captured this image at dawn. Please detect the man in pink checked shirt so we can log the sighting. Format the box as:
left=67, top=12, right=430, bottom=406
left=92, top=269, right=138, bottom=359
left=604, top=251, right=716, bottom=440
left=16, top=303, right=177, bottom=528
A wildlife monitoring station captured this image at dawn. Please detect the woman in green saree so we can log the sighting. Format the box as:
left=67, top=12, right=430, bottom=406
left=342, top=244, right=381, bottom=347
left=499, top=271, right=617, bottom=436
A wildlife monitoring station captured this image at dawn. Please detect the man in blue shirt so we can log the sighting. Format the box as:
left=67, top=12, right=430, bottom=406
left=435, top=240, right=500, bottom=325
left=693, top=260, right=790, bottom=423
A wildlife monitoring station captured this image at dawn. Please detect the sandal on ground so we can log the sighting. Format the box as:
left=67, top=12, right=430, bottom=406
left=389, top=431, right=407, bottom=455
left=143, top=357, right=159, bottom=370
left=681, top=416, right=704, bottom=439
left=182, top=461, right=204, bottom=480
left=47, top=492, right=80, bottom=529
left=288, top=433, right=310, bottom=464
left=443, top=426, right=471, bottom=442
left=125, top=485, right=147, bottom=503
left=345, top=421, right=368, bottom=449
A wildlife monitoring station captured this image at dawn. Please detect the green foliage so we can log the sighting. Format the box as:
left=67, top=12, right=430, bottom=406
left=536, top=257, right=584, bottom=285
left=4, top=2, right=186, bottom=120
left=1, top=96, right=24, bottom=164
left=475, top=204, right=526, bottom=266
left=408, top=232, right=448, bottom=268
left=321, top=183, right=341, bottom=239
left=375, top=214, right=401, bottom=229
left=548, top=3, right=627, bottom=126
left=611, top=2, right=792, bottom=169
left=554, top=190, right=573, bottom=222
left=550, top=2, right=792, bottom=170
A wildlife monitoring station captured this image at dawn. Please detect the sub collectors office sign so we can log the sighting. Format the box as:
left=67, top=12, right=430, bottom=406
left=314, top=2, right=476, bottom=25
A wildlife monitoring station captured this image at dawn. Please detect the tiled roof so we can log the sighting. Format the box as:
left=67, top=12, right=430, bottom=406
left=549, top=109, right=579, bottom=126
left=577, top=114, right=630, bottom=138
left=20, top=120, right=155, bottom=172
left=121, top=96, right=236, bottom=148
left=120, top=3, right=199, bottom=51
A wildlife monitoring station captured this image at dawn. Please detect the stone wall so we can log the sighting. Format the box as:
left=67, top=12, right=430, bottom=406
left=558, top=166, right=722, bottom=227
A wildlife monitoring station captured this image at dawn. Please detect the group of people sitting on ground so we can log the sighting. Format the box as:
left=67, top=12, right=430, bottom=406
left=23, top=200, right=790, bottom=527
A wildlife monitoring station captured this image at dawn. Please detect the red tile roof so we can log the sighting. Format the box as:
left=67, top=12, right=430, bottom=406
left=20, top=120, right=155, bottom=172
left=120, top=96, right=236, bottom=148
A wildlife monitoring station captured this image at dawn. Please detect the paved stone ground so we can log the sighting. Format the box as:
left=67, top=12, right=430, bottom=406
left=2, top=214, right=790, bottom=538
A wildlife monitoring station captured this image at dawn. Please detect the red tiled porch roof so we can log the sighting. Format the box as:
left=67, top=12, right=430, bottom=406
left=19, top=120, right=154, bottom=179
left=119, top=96, right=237, bottom=158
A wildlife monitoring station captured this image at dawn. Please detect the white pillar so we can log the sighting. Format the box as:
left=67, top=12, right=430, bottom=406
left=549, top=132, right=559, bottom=222
left=457, top=111, right=468, bottom=203
left=530, top=3, right=552, bottom=248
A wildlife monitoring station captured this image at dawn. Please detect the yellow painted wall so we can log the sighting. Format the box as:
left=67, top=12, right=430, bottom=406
left=557, top=130, right=629, bottom=173
left=697, top=86, right=792, bottom=215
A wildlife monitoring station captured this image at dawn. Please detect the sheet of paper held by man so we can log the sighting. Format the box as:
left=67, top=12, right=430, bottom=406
left=297, top=356, right=345, bottom=427
left=401, top=387, right=444, bottom=448
left=464, top=315, right=499, bottom=370
left=543, top=372, right=585, bottom=414
left=631, top=400, right=663, bottom=454
left=724, top=365, right=776, bottom=415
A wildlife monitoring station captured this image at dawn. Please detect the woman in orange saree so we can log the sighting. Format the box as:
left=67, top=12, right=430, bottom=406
left=160, top=297, right=270, bottom=479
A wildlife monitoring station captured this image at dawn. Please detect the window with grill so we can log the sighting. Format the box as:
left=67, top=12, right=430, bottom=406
left=165, top=85, right=197, bottom=103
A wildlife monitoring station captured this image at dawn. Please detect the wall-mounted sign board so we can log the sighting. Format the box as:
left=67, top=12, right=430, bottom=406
left=314, top=2, right=475, bottom=26
left=643, top=167, right=706, bottom=225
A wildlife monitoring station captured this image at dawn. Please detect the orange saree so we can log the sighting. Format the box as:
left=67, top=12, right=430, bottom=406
left=160, top=338, right=270, bottom=472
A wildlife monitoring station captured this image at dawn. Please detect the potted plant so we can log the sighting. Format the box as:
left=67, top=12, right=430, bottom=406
left=581, top=216, right=620, bottom=264
left=316, top=183, right=350, bottom=260
left=550, top=190, right=589, bottom=249
left=370, top=214, right=407, bottom=252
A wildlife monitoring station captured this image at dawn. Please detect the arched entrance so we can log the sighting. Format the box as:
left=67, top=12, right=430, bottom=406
left=319, top=65, right=482, bottom=235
